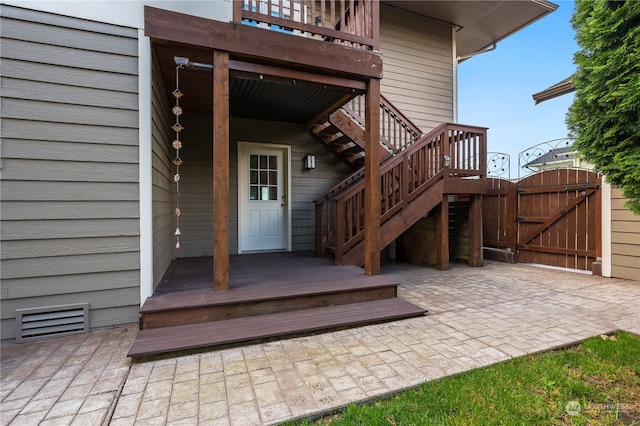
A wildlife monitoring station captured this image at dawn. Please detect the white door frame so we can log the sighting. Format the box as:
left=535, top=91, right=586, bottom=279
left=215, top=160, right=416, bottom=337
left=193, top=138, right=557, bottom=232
left=237, top=141, right=291, bottom=253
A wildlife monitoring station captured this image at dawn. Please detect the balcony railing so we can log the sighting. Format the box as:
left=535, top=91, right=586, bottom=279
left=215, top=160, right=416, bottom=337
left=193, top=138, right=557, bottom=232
left=234, top=0, right=379, bottom=51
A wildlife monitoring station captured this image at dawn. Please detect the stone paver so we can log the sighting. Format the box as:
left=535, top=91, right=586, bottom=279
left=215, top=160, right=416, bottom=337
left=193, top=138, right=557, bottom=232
left=1, top=261, right=638, bottom=425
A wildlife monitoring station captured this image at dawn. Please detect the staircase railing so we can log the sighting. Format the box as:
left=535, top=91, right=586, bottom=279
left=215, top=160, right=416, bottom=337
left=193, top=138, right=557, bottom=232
left=315, top=123, right=487, bottom=262
left=342, top=94, right=422, bottom=154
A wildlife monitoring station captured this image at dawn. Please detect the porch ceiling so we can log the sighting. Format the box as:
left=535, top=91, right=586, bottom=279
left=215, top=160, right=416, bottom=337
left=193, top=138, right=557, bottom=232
left=154, top=44, right=362, bottom=123
left=382, top=0, right=559, bottom=58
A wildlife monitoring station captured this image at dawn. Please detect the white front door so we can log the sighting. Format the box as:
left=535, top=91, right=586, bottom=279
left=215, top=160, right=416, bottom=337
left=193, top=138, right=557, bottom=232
left=238, top=142, right=289, bottom=252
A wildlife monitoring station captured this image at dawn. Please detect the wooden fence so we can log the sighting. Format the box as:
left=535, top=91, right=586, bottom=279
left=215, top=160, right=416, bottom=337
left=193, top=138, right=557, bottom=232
left=483, top=169, right=601, bottom=271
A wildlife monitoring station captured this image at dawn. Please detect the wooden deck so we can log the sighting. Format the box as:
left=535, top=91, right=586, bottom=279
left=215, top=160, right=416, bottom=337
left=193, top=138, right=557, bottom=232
left=128, top=252, right=426, bottom=360
left=152, top=251, right=391, bottom=295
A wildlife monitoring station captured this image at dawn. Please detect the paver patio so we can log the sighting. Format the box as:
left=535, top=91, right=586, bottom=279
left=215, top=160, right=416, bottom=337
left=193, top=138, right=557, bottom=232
left=1, top=261, right=638, bottom=425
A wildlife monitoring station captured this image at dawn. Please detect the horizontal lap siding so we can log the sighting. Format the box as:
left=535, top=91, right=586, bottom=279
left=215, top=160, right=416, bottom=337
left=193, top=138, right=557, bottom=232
left=610, top=188, right=640, bottom=281
left=170, top=113, right=214, bottom=258
left=0, top=5, right=140, bottom=340
left=231, top=120, right=355, bottom=254
left=380, top=5, right=454, bottom=132
left=151, top=50, right=174, bottom=289
left=171, top=115, right=355, bottom=257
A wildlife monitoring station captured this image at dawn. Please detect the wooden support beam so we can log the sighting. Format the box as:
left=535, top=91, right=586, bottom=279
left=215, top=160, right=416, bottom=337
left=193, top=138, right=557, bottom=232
left=213, top=50, right=230, bottom=291
left=507, top=183, right=518, bottom=258
left=468, top=195, right=483, bottom=267
left=145, top=6, right=382, bottom=79
left=230, top=60, right=367, bottom=93
left=364, top=78, right=381, bottom=275
left=436, top=196, right=449, bottom=271
left=592, top=175, right=603, bottom=276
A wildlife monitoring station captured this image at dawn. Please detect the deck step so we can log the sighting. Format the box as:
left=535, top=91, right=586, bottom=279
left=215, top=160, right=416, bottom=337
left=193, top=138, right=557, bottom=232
left=128, top=298, right=426, bottom=360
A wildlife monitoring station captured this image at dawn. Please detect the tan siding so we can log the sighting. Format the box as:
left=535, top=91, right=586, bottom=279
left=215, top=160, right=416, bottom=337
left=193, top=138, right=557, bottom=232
left=151, top=50, right=175, bottom=288
left=0, top=5, right=140, bottom=340
left=611, top=232, right=640, bottom=245
left=611, top=243, right=640, bottom=257
left=610, top=188, right=640, bottom=281
left=380, top=5, right=454, bottom=132
left=609, top=265, right=640, bottom=281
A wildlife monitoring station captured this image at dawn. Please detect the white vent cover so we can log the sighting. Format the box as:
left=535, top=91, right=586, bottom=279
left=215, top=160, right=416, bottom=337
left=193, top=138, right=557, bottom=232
left=15, top=303, right=89, bottom=343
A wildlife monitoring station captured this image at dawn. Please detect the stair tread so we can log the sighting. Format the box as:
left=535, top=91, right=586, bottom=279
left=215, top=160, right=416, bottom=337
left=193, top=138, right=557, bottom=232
left=141, top=272, right=400, bottom=313
left=128, top=298, right=426, bottom=357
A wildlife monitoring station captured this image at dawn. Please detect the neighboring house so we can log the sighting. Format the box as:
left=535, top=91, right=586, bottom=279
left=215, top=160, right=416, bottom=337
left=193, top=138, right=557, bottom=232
left=533, top=77, right=640, bottom=281
left=0, top=0, right=559, bottom=342
left=532, top=76, right=574, bottom=105
left=522, top=145, right=591, bottom=172
left=523, top=146, right=577, bottom=171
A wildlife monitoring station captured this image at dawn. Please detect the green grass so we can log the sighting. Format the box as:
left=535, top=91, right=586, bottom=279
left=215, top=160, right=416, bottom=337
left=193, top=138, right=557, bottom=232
left=291, top=331, right=640, bottom=426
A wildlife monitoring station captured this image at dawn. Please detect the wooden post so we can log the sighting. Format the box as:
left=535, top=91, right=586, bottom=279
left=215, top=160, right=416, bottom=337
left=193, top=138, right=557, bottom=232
left=232, top=0, right=242, bottom=23
left=592, top=175, right=603, bottom=275
left=315, top=202, right=323, bottom=257
left=370, top=0, right=380, bottom=51
left=507, top=183, right=518, bottom=262
left=436, top=195, right=449, bottom=270
left=364, top=78, right=381, bottom=275
left=468, top=194, right=483, bottom=266
left=213, top=50, right=230, bottom=291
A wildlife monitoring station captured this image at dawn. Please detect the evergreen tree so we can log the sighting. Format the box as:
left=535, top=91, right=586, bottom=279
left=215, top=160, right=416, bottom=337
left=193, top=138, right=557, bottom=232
left=567, top=0, right=640, bottom=214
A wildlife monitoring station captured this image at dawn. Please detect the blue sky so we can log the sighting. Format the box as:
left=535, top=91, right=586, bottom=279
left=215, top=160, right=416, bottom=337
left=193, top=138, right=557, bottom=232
left=458, top=0, right=578, bottom=177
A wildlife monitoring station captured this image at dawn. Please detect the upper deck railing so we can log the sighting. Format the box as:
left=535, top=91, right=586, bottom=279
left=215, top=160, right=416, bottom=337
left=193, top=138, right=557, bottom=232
left=234, top=0, right=379, bottom=51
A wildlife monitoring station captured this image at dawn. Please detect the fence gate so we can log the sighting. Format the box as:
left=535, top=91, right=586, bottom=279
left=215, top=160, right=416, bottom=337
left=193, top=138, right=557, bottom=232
left=483, top=169, right=601, bottom=272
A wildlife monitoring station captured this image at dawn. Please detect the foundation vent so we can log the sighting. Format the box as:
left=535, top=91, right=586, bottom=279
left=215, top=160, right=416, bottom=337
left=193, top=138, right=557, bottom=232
left=15, top=303, right=89, bottom=343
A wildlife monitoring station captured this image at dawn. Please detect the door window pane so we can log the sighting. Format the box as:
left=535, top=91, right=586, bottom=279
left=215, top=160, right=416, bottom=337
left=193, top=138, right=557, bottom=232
left=248, top=153, right=278, bottom=201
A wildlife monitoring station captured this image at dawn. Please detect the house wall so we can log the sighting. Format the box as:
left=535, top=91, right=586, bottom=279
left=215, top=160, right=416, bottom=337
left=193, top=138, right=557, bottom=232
left=151, top=50, right=175, bottom=289
left=379, top=5, right=454, bottom=132
left=171, top=115, right=355, bottom=257
left=0, top=5, right=141, bottom=340
left=610, top=188, right=640, bottom=281
left=1, top=0, right=232, bottom=29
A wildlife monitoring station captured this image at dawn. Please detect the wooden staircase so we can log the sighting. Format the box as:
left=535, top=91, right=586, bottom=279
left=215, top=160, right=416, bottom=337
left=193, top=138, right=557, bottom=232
left=311, top=95, right=421, bottom=164
left=312, top=96, right=488, bottom=266
left=127, top=254, right=426, bottom=361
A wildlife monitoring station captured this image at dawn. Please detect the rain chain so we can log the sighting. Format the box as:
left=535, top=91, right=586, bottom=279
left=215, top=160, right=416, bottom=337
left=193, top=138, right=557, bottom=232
left=172, top=63, right=185, bottom=249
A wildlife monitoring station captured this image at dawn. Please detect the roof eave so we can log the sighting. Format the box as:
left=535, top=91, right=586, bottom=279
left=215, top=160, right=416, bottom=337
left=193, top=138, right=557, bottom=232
left=532, top=77, right=575, bottom=104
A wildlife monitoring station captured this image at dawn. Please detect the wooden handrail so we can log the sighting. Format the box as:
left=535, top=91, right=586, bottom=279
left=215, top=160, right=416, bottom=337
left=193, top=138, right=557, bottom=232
left=315, top=123, right=487, bottom=260
left=314, top=96, right=428, bottom=206
left=236, top=0, right=378, bottom=51
left=342, top=94, right=422, bottom=153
